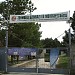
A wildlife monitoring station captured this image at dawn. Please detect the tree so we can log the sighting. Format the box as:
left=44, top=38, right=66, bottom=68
left=8, top=23, right=42, bottom=47
left=62, top=11, right=75, bottom=45
left=0, top=29, right=6, bottom=47
left=0, top=0, right=42, bottom=47
left=0, top=0, right=36, bottom=19
left=41, top=38, right=61, bottom=48
left=53, top=38, right=61, bottom=47
left=62, top=31, right=69, bottom=47
left=71, top=11, right=75, bottom=44
left=71, top=11, right=75, bottom=32
left=62, top=11, right=75, bottom=46
left=62, top=30, right=74, bottom=47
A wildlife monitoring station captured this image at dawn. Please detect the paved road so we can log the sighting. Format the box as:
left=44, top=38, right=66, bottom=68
left=11, top=58, right=50, bottom=68
left=12, top=59, right=36, bottom=68
left=38, top=58, right=50, bottom=68
left=2, top=72, right=69, bottom=75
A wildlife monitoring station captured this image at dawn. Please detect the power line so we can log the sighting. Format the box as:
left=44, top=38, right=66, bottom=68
left=56, top=29, right=69, bottom=39
left=56, top=32, right=65, bottom=39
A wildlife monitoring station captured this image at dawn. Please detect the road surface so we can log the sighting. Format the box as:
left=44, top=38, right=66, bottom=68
left=11, top=58, right=50, bottom=68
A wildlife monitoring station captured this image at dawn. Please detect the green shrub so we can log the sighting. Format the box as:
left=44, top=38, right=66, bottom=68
left=56, top=54, right=69, bottom=69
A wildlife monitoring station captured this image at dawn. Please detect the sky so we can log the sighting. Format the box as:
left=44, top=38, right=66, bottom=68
left=31, top=0, right=75, bottom=41
left=0, top=0, right=75, bottom=41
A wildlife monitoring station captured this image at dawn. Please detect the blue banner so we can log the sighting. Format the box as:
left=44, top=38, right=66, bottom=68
left=50, top=48, right=59, bottom=68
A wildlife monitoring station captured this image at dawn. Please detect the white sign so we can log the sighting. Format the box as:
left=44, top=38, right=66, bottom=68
left=13, top=52, right=18, bottom=55
left=31, top=52, right=36, bottom=56
left=10, top=11, right=70, bottom=23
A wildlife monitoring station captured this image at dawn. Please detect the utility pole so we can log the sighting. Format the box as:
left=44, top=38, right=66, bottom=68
left=5, top=0, right=9, bottom=73
left=68, top=17, right=72, bottom=75
left=5, top=0, right=13, bottom=73
left=69, top=28, right=71, bottom=66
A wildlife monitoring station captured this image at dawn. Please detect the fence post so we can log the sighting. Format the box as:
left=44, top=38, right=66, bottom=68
left=36, top=48, right=39, bottom=73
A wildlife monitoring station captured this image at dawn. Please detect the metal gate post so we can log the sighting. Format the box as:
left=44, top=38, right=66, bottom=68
left=0, top=48, right=6, bottom=72
left=69, top=28, right=72, bottom=75
left=36, top=48, right=39, bottom=73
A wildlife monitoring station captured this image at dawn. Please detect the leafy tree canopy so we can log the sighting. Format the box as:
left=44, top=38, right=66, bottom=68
left=0, top=0, right=42, bottom=48
left=0, top=0, right=36, bottom=19
left=41, top=38, right=61, bottom=48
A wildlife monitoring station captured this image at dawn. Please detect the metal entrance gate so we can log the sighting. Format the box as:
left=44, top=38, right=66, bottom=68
left=0, top=47, right=69, bottom=74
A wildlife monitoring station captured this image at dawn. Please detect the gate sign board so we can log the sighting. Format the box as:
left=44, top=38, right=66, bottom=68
left=10, top=11, right=70, bottom=23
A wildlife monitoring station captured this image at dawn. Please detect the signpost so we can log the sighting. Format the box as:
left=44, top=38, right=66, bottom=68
left=10, top=11, right=70, bottom=23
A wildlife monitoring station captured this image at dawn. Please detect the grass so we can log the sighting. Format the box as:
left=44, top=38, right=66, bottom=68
left=56, top=54, right=70, bottom=69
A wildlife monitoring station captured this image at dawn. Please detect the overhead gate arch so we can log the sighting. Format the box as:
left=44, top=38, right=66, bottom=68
left=0, top=11, right=70, bottom=74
